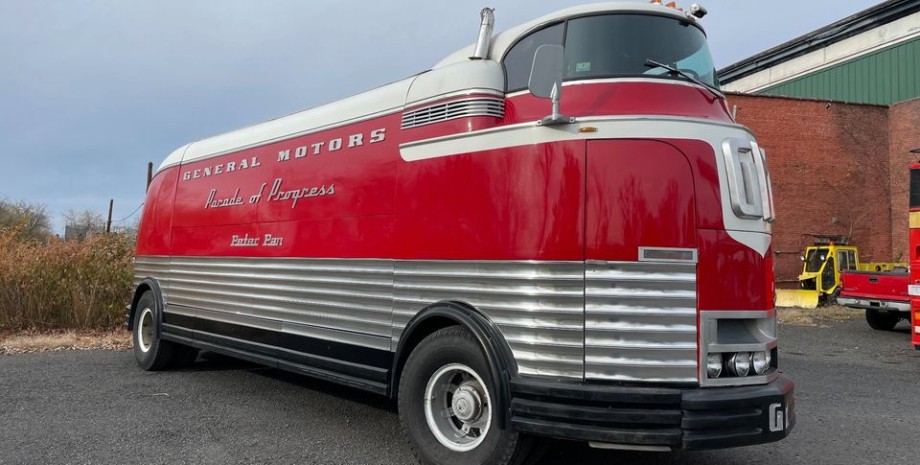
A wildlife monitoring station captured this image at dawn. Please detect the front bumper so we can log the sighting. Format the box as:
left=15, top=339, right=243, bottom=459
left=509, top=373, right=795, bottom=450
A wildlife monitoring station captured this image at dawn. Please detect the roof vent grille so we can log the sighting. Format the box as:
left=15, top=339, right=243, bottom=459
left=401, top=96, right=504, bottom=129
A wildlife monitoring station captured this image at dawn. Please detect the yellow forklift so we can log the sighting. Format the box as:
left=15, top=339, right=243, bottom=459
left=776, top=235, right=904, bottom=308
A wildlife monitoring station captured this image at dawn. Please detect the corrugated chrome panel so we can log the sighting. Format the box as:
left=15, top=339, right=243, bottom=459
left=136, top=256, right=394, bottom=351
left=401, top=97, right=504, bottom=129
left=134, top=255, right=172, bottom=301
left=585, top=260, right=698, bottom=383
left=136, top=256, right=587, bottom=378
left=393, top=261, right=584, bottom=378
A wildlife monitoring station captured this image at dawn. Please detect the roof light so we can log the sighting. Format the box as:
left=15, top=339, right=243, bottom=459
left=650, top=0, right=663, bottom=4
left=666, top=2, right=677, bottom=7
left=689, top=3, right=708, bottom=18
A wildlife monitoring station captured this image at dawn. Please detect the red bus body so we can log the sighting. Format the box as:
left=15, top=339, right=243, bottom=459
left=910, top=163, right=920, bottom=349
left=130, top=3, right=794, bottom=457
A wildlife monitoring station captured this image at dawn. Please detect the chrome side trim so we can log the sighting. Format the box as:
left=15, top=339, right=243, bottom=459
left=392, top=260, right=585, bottom=378
left=401, top=96, right=504, bottom=129
left=638, top=247, right=697, bottom=263
left=585, top=260, right=698, bottom=383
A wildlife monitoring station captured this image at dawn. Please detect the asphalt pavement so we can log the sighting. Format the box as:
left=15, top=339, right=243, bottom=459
left=2, top=315, right=919, bottom=465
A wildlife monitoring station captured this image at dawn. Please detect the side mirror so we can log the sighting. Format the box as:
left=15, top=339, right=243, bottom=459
left=528, top=44, right=573, bottom=126
left=528, top=44, right=564, bottom=98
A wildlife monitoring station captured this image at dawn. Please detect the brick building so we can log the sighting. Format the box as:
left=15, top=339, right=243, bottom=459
left=717, top=0, right=920, bottom=285
left=726, top=93, right=920, bottom=284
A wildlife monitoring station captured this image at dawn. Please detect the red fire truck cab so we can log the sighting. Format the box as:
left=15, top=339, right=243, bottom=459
left=129, top=3, right=794, bottom=463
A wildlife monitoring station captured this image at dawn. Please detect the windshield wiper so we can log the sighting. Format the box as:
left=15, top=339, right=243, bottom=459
left=643, top=59, right=722, bottom=100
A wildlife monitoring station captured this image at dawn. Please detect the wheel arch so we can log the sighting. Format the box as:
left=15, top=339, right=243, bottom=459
left=127, top=278, right=164, bottom=331
left=390, top=300, right=518, bottom=428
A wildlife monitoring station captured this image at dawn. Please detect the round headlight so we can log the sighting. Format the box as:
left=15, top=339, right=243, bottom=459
left=752, top=351, right=772, bottom=375
left=706, top=353, right=723, bottom=379
left=727, top=352, right=752, bottom=377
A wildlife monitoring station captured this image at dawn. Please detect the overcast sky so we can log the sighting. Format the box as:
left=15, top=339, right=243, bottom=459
left=0, top=0, right=883, bottom=233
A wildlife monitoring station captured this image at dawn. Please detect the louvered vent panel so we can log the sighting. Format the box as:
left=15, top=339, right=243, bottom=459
left=401, top=97, right=504, bottom=129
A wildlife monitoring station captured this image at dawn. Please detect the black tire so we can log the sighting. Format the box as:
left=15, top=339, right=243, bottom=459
left=132, top=290, right=197, bottom=370
left=398, top=326, right=532, bottom=465
left=865, top=309, right=899, bottom=331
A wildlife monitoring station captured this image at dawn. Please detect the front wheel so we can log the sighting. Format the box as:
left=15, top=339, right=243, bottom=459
left=133, top=290, right=198, bottom=370
left=398, top=326, right=531, bottom=465
left=865, top=309, right=899, bottom=331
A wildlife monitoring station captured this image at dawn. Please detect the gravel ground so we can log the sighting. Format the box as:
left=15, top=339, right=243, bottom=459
left=1, top=316, right=918, bottom=465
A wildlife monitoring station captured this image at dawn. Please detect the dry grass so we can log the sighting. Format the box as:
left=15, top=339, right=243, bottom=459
left=0, top=330, right=131, bottom=355
left=0, top=228, right=134, bottom=331
left=778, top=305, right=861, bottom=327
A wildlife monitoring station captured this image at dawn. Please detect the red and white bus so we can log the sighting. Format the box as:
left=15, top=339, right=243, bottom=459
left=129, top=3, right=794, bottom=463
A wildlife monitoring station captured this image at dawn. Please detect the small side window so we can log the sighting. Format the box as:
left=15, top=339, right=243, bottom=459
left=503, top=23, right=564, bottom=92
left=837, top=251, right=850, bottom=271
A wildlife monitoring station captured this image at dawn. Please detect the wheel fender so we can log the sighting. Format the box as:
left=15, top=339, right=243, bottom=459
left=392, top=301, right=517, bottom=429
left=127, top=278, right=165, bottom=331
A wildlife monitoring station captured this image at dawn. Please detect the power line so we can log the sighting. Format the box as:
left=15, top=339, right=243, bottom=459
left=114, top=202, right=144, bottom=224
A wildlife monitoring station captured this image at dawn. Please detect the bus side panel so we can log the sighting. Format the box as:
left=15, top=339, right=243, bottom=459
left=170, top=115, right=399, bottom=258
left=697, top=230, right=774, bottom=311
left=393, top=140, right=585, bottom=260
left=136, top=167, right=179, bottom=256
left=584, top=139, right=697, bottom=261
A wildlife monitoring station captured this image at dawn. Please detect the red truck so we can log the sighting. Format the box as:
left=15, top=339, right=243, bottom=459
left=839, top=270, right=910, bottom=331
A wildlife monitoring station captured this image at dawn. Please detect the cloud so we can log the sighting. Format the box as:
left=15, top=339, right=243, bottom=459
left=0, top=0, right=881, bottom=233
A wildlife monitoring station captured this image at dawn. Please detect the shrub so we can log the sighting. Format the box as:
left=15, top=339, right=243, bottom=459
left=0, top=229, right=134, bottom=331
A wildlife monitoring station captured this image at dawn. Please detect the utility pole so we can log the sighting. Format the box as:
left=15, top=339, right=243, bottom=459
left=146, top=162, right=153, bottom=192
left=106, top=199, right=113, bottom=234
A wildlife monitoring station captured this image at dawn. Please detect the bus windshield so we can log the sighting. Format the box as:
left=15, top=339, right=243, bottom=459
left=564, top=14, right=719, bottom=88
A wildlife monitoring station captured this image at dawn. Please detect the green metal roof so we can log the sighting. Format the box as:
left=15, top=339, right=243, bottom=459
left=757, top=36, right=920, bottom=105
left=719, top=0, right=920, bottom=84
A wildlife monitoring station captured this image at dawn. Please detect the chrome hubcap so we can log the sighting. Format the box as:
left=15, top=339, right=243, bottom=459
left=424, top=363, right=492, bottom=452
left=451, top=383, right=483, bottom=423
left=138, top=307, right=154, bottom=353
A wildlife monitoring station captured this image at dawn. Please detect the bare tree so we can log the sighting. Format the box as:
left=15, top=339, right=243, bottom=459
left=63, top=208, right=106, bottom=241
left=0, top=199, right=52, bottom=242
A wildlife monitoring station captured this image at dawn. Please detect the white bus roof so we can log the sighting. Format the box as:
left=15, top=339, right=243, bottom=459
left=159, top=2, right=696, bottom=172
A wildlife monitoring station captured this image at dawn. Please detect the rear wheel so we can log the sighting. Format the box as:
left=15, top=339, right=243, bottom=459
left=865, top=309, right=899, bottom=331
left=398, top=326, right=532, bottom=465
left=133, top=290, right=197, bottom=370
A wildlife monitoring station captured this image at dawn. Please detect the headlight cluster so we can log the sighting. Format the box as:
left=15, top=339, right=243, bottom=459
left=706, top=351, right=772, bottom=379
